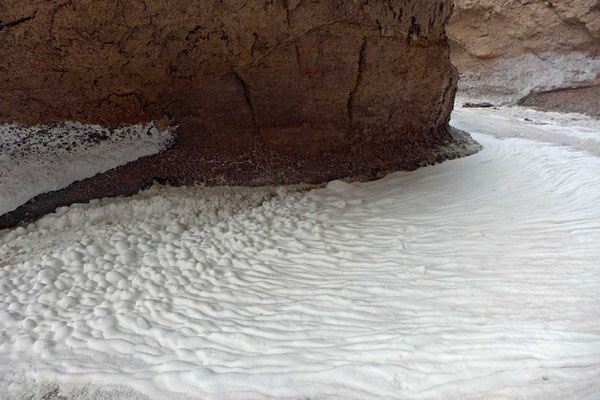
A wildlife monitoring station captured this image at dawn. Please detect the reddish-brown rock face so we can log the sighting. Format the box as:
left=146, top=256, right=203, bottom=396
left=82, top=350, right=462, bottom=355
left=0, top=1, right=474, bottom=227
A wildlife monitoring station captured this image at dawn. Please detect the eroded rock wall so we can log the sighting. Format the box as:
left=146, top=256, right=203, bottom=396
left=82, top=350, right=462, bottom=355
left=0, top=0, right=476, bottom=227
left=448, top=0, right=600, bottom=105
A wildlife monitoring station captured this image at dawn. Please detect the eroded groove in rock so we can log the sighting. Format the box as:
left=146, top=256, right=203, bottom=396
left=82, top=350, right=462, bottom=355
left=0, top=0, right=478, bottom=227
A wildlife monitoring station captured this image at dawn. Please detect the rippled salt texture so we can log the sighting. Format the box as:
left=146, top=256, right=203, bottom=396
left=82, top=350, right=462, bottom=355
left=0, top=122, right=174, bottom=215
left=1, top=110, right=600, bottom=400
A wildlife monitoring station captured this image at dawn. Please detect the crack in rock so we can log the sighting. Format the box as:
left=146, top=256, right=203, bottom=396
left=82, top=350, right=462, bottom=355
left=347, top=37, right=368, bottom=124
left=0, top=11, right=37, bottom=32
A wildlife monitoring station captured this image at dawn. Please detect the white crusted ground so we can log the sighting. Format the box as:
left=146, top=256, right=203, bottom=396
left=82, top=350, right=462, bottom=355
left=452, top=105, right=600, bottom=157
left=0, top=122, right=174, bottom=216
left=0, top=108, right=599, bottom=400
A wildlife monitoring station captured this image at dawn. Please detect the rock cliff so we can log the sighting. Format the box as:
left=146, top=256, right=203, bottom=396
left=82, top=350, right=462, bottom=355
left=0, top=0, right=477, bottom=227
left=448, top=0, right=600, bottom=106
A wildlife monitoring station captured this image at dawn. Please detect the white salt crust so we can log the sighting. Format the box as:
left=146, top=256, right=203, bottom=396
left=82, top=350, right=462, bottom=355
left=1, top=108, right=600, bottom=399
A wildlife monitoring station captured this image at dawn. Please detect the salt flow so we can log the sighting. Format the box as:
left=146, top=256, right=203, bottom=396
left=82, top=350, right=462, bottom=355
left=1, top=107, right=600, bottom=400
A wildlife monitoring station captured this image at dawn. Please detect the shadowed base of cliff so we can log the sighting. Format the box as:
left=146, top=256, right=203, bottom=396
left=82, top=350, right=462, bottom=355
left=0, top=126, right=480, bottom=230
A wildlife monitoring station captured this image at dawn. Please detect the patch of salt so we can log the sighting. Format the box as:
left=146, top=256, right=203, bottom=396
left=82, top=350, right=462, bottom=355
left=0, top=121, right=174, bottom=216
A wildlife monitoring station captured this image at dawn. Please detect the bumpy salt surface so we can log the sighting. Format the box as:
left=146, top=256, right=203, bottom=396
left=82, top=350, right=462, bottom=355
left=0, top=122, right=174, bottom=215
left=1, top=112, right=600, bottom=399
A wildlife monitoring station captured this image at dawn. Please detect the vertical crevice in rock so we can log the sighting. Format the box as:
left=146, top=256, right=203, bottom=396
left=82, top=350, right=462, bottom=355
left=294, top=44, right=302, bottom=71
left=282, top=0, right=291, bottom=27
left=407, top=16, right=421, bottom=44
left=435, top=69, right=457, bottom=128
left=231, top=70, right=260, bottom=153
left=347, top=37, right=367, bottom=124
